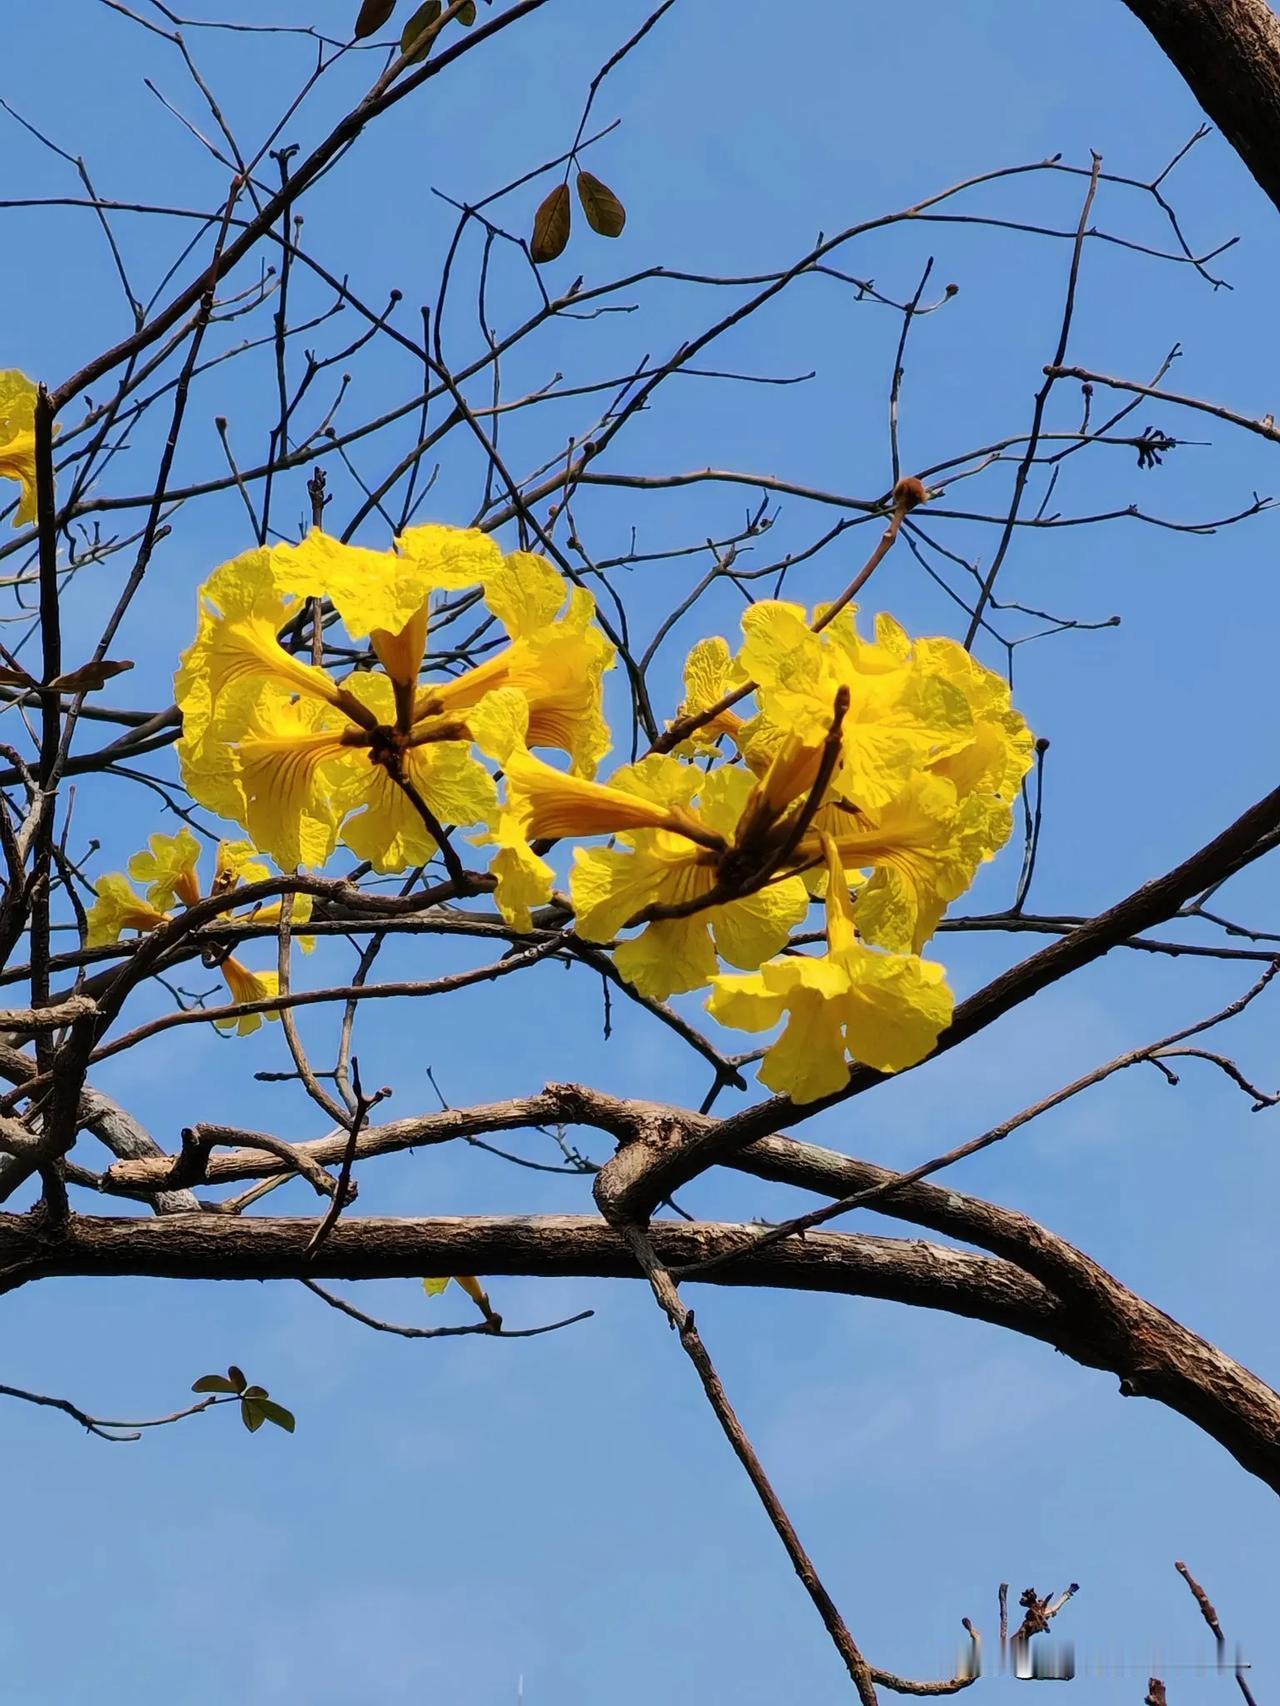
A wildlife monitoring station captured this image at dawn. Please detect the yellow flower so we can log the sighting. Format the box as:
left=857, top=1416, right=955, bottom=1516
left=739, top=601, right=975, bottom=811
left=423, top=1273, right=497, bottom=1321
left=808, top=772, right=994, bottom=955
left=501, top=750, right=809, bottom=1001
left=86, top=874, right=170, bottom=948
left=211, top=839, right=271, bottom=894
left=97, top=835, right=313, bottom=966
left=0, top=370, right=39, bottom=528
left=707, top=840, right=953, bottom=1103
left=218, top=958, right=281, bottom=1036
left=426, top=576, right=614, bottom=778
left=176, top=530, right=615, bottom=874
left=481, top=812, right=557, bottom=932
left=503, top=746, right=696, bottom=840
left=913, top=633, right=1035, bottom=842
left=128, top=828, right=204, bottom=910
left=670, top=636, right=749, bottom=754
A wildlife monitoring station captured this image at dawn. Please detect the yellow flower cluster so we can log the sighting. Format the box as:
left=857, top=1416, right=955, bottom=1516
left=87, top=829, right=313, bottom=1035
left=163, top=523, right=1031, bottom=1095
left=175, top=526, right=613, bottom=872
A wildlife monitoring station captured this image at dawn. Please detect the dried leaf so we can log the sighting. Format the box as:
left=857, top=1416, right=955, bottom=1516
left=192, top=1373, right=239, bottom=1394
left=0, top=666, right=36, bottom=689
left=531, top=183, right=571, bottom=264
left=422, top=1275, right=451, bottom=1298
left=400, top=0, right=441, bottom=59
left=47, top=658, right=134, bottom=693
left=576, top=171, right=626, bottom=238
left=354, top=0, right=397, bottom=38
left=257, top=1399, right=297, bottom=1434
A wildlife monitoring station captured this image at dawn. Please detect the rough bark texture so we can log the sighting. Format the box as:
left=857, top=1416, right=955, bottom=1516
left=6, top=1209, right=1280, bottom=1496
left=1124, top=0, right=1280, bottom=213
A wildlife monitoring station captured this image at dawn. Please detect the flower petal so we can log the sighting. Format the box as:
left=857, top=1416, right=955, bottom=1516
left=480, top=549, right=569, bottom=637
left=339, top=741, right=496, bottom=873
left=86, top=873, right=169, bottom=947
left=613, top=915, right=719, bottom=1000
left=0, top=370, right=39, bottom=528
left=128, top=828, right=203, bottom=910
left=710, top=877, right=809, bottom=970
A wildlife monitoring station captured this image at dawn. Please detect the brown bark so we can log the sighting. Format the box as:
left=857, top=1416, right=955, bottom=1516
left=6, top=1209, right=1280, bottom=1496
left=1123, top=0, right=1280, bottom=214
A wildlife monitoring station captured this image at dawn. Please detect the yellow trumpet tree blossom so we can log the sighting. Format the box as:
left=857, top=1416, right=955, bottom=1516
left=87, top=830, right=313, bottom=1034
left=497, top=746, right=820, bottom=1001
left=707, top=838, right=954, bottom=1103
left=176, top=527, right=615, bottom=873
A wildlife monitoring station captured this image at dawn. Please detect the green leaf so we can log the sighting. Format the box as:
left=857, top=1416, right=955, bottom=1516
left=192, top=1373, right=238, bottom=1395
left=531, top=183, right=571, bottom=265
left=354, top=0, right=397, bottom=38
left=257, top=1399, right=297, bottom=1434
left=400, top=0, right=441, bottom=60
left=576, top=171, right=626, bottom=239
left=457, top=0, right=476, bottom=22
left=226, top=1365, right=248, bottom=1394
left=241, top=1397, right=266, bottom=1433
left=241, top=1385, right=269, bottom=1399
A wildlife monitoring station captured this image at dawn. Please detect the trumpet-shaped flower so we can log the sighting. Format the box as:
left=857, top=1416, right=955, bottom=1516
left=499, top=749, right=809, bottom=1001
left=0, top=370, right=39, bottom=529
left=128, top=827, right=206, bottom=910
left=218, top=958, right=281, bottom=1036
left=88, top=834, right=312, bottom=1032
left=176, top=529, right=615, bottom=873
left=131, top=829, right=276, bottom=921
left=86, top=874, right=171, bottom=948
left=739, top=601, right=976, bottom=811
left=707, top=840, right=953, bottom=1103
left=808, top=772, right=996, bottom=954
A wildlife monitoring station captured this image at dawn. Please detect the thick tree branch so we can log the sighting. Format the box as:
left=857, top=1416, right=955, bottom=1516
left=1122, top=0, right=1280, bottom=216
left=4, top=1211, right=1280, bottom=1494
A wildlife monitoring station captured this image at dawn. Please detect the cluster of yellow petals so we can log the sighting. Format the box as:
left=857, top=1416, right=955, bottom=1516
left=175, top=525, right=615, bottom=874
left=87, top=828, right=312, bottom=1036
left=484, top=595, right=1033, bottom=1103
left=166, top=513, right=1032, bottom=1098
left=0, top=370, right=39, bottom=529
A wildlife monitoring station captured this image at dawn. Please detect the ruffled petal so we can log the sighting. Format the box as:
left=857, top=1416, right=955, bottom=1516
left=832, top=943, right=953, bottom=1074
left=613, top=915, right=718, bottom=1000
left=273, top=530, right=434, bottom=644
left=86, top=873, right=169, bottom=948
left=710, top=876, right=809, bottom=970
left=128, top=828, right=203, bottom=910
left=339, top=741, right=496, bottom=873
left=479, top=549, right=569, bottom=637
left=482, top=813, right=556, bottom=931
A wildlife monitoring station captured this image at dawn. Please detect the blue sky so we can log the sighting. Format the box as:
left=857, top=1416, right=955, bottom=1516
left=2, top=2, right=1279, bottom=1700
